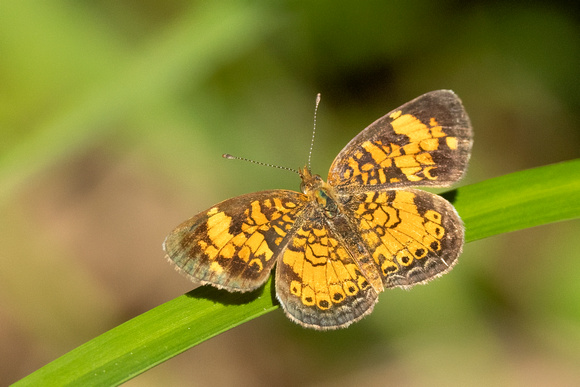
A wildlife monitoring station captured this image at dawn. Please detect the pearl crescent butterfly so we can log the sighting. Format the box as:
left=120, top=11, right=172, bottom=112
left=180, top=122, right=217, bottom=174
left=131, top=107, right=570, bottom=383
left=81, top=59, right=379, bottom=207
left=164, top=90, right=473, bottom=330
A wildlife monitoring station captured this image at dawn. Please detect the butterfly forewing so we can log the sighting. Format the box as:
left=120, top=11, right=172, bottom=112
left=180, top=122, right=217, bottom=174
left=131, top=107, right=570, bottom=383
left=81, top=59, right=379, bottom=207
left=164, top=190, right=308, bottom=291
left=327, top=90, right=473, bottom=190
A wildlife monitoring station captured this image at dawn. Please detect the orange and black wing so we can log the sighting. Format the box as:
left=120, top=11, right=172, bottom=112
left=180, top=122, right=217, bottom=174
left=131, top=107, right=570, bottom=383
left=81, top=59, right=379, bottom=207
left=342, top=188, right=464, bottom=289
left=328, top=90, right=472, bottom=190
left=275, top=212, right=379, bottom=330
left=164, top=190, right=307, bottom=292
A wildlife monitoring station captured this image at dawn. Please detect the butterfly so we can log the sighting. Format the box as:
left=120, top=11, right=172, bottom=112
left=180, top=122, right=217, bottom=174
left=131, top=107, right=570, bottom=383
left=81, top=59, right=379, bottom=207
left=164, top=90, right=473, bottom=330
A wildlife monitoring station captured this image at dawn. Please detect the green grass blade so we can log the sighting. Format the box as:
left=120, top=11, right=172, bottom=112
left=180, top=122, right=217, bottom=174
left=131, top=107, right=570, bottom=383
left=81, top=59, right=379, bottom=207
left=14, top=159, right=580, bottom=386
left=14, top=282, right=278, bottom=386
left=450, top=159, right=580, bottom=241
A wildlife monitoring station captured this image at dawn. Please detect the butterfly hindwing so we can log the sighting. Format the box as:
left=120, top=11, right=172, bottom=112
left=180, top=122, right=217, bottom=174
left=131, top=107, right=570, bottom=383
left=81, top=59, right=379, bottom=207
left=341, top=187, right=464, bottom=289
left=275, top=212, right=379, bottom=330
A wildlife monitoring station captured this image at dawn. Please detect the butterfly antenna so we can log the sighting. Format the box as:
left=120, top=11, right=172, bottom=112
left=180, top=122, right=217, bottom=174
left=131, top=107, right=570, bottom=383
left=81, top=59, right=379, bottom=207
left=307, top=93, right=322, bottom=170
left=222, top=153, right=299, bottom=174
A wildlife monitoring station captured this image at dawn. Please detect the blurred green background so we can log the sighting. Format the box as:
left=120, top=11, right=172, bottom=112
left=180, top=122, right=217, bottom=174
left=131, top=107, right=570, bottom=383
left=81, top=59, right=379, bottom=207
left=1, top=1, right=579, bottom=385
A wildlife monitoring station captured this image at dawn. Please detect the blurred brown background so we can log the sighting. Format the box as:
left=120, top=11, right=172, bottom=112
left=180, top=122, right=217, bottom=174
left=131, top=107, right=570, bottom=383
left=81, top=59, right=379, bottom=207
left=1, top=1, right=579, bottom=385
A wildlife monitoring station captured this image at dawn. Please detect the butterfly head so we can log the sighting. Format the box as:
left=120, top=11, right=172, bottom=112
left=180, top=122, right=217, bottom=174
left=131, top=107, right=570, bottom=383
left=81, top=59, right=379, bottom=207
left=299, top=167, right=323, bottom=194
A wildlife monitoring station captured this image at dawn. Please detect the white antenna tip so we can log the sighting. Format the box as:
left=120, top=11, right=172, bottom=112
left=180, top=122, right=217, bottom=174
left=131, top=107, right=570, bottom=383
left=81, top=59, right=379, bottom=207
left=307, top=93, right=322, bottom=170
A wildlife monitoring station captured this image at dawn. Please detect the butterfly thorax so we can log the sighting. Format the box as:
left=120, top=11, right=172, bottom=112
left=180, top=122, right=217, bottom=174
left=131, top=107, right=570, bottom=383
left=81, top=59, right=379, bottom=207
left=299, top=167, right=339, bottom=218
